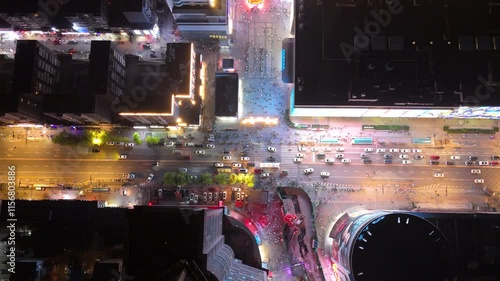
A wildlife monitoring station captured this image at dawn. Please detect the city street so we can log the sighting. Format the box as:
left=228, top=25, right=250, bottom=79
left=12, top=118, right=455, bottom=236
left=0, top=1, right=499, bottom=280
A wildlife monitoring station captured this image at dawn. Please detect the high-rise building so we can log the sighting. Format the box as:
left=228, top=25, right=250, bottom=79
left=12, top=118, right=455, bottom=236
left=166, top=0, right=229, bottom=40
left=0, top=40, right=61, bottom=123
left=328, top=211, right=500, bottom=281
left=125, top=206, right=268, bottom=281
left=89, top=41, right=126, bottom=99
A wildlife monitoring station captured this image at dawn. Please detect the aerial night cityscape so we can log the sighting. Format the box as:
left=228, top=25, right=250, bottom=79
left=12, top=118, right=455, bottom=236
left=0, top=0, right=500, bottom=280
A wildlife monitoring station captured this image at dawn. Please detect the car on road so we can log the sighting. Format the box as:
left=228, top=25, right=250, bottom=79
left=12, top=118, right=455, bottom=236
left=91, top=148, right=100, bottom=153
left=215, top=163, right=224, bottom=167
left=384, top=159, right=393, bottom=164
left=445, top=161, right=455, bottom=165
left=190, top=193, right=195, bottom=202
left=260, top=173, right=270, bottom=178
left=129, top=173, right=136, bottom=179
left=296, top=153, right=305, bottom=158
left=123, top=173, right=131, bottom=178
left=116, top=142, right=125, bottom=146
left=233, top=163, right=242, bottom=168
left=364, top=148, right=374, bottom=152
left=293, top=158, right=303, bottom=163
left=401, top=149, right=411, bottom=153
left=341, top=158, right=351, bottom=164
left=384, top=154, right=393, bottom=159
left=399, top=155, right=409, bottom=159
left=203, top=192, right=207, bottom=202
left=362, top=159, right=372, bottom=164
left=323, top=147, right=332, bottom=152
left=414, top=155, right=424, bottom=160
left=303, top=168, right=314, bottom=174
left=119, top=154, right=127, bottom=159
left=151, top=161, right=159, bottom=167
left=236, top=192, right=241, bottom=200
left=178, top=168, right=188, bottom=173
left=402, top=160, right=412, bottom=165
left=450, top=156, right=460, bottom=160
left=474, top=179, right=484, bottom=183
left=491, top=155, right=500, bottom=160
left=479, top=161, right=489, bottom=166
left=389, top=148, right=399, bottom=153
left=430, top=155, right=440, bottom=160
left=106, top=141, right=115, bottom=146
left=490, top=161, right=499, bottom=166
left=336, top=147, right=345, bottom=152
left=182, top=156, right=192, bottom=160
left=222, top=156, right=232, bottom=160
left=412, top=149, right=422, bottom=153
left=471, top=169, right=481, bottom=174
left=158, top=189, right=162, bottom=198
left=206, top=144, right=215, bottom=148
left=125, top=143, right=134, bottom=147
left=320, top=172, right=330, bottom=177
left=465, top=161, right=476, bottom=166
left=267, top=146, right=276, bottom=152
left=376, top=148, right=386, bottom=153
left=360, top=154, right=369, bottom=158
left=316, top=153, right=326, bottom=158
left=429, top=160, right=440, bottom=165
left=298, top=146, right=306, bottom=152
left=208, top=192, right=213, bottom=201
left=267, top=156, right=277, bottom=162
left=335, top=154, right=344, bottom=159
left=222, top=191, right=227, bottom=200
left=240, top=150, right=250, bottom=156
left=164, top=141, right=174, bottom=146
left=310, top=147, right=319, bottom=152
left=194, top=195, right=199, bottom=203
left=433, top=173, right=444, bottom=178
left=195, top=150, right=206, bottom=154
left=469, top=156, right=478, bottom=161
left=147, top=173, right=154, bottom=182
left=223, top=149, right=231, bottom=154
left=241, top=157, right=250, bottom=161
left=325, top=158, right=334, bottom=164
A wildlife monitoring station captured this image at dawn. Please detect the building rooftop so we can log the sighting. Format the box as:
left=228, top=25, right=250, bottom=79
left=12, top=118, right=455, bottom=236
left=346, top=211, right=500, bottom=281
left=43, top=95, right=97, bottom=113
left=172, top=0, right=228, bottom=17
left=60, top=0, right=104, bottom=14
left=294, top=0, right=500, bottom=109
left=0, top=0, right=38, bottom=14
left=215, top=72, right=238, bottom=117
left=351, top=213, right=454, bottom=280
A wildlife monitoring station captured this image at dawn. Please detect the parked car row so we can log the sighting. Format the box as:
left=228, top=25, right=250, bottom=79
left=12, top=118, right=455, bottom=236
left=189, top=191, right=228, bottom=203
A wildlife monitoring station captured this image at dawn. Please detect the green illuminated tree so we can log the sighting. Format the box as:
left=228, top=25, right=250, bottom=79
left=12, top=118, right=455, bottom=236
left=163, top=172, right=177, bottom=186
left=198, top=172, right=214, bottom=185
left=146, top=135, right=161, bottom=145
left=176, top=172, right=189, bottom=187
left=132, top=132, right=142, bottom=145
left=214, top=173, right=230, bottom=185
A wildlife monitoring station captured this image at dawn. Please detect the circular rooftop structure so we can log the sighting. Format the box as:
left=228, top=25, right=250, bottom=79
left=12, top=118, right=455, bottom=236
left=351, top=213, right=454, bottom=281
